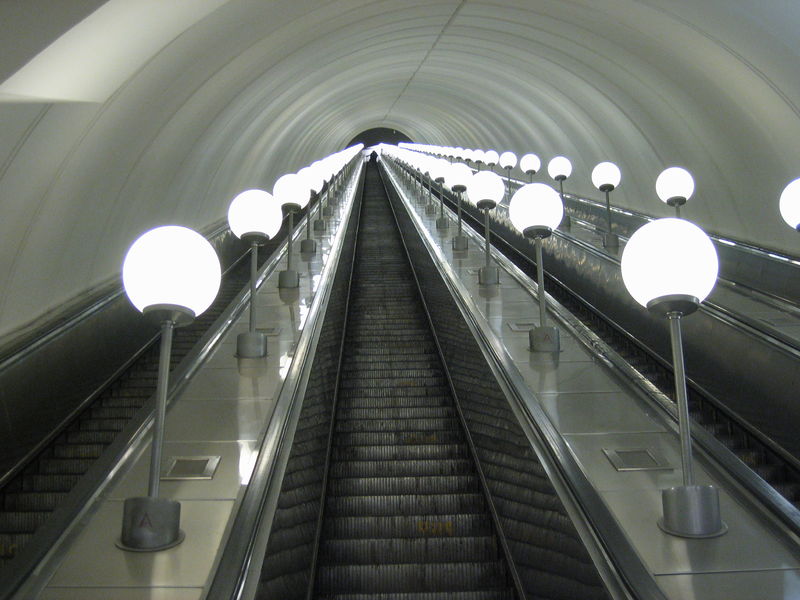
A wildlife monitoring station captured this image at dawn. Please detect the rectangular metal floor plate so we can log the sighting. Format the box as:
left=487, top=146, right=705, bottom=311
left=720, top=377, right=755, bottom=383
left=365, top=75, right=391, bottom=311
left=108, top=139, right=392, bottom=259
left=256, top=327, right=281, bottom=336
left=162, top=456, right=221, bottom=480
left=602, top=447, right=672, bottom=472
left=508, top=321, right=537, bottom=332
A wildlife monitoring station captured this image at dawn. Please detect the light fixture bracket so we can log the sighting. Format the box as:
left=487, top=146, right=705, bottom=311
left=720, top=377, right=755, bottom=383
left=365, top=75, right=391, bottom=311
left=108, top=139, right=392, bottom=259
left=143, top=304, right=195, bottom=328
left=646, top=294, right=699, bottom=317
left=666, top=196, right=687, bottom=208
left=523, top=225, right=553, bottom=239
left=283, top=202, right=302, bottom=213
left=599, top=183, right=615, bottom=193
left=476, top=199, right=497, bottom=210
left=555, top=174, right=567, bottom=182
left=241, top=232, right=269, bottom=246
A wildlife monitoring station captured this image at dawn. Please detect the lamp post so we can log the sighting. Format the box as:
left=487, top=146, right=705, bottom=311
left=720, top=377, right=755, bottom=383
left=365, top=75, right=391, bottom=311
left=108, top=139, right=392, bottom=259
left=520, top=153, right=541, bottom=183
left=119, top=226, right=221, bottom=551
left=297, top=167, right=323, bottom=253
left=227, top=189, right=283, bottom=358
left=592, top=161, right=622, bottom=249
left=621, top=217, right=726, bottom=538
left=446, top=162, right=473, bottom=251
left=467, top=171, right=505, bottom=285
left=509, top=184, right=563, bottom=352
left=273, top=173, right=310, bottom=288
left=548, top=156, right=572, bottom=229
left=779, top=178, right=800, bottom=231
left=474, top=149, right=485, bottom=172
left=499, top=151, right=518, bottom=201
left=433, top=159, right=450, bottom=230
left=656, top=167, right=694, bottom=218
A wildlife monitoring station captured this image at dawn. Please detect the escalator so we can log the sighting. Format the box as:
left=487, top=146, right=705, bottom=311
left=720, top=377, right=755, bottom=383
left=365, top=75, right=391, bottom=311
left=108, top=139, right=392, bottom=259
left=255, top=161, right=611, bottom=600
left=0, top=218, right=296, bottom=571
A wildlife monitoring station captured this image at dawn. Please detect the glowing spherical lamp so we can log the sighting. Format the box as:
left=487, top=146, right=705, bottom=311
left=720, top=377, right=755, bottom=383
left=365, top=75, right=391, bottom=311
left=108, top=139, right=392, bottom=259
left=467, top=171, right=505, bottom=210
left=621, top=218, right=718, bottom=315
left=656, top=167, right=694, bottom=210
left=123, top=225, right=221, bottom=321
left=548, top=156, right=572, bottom=181
left=499, top=151, right=517, bottom=170
left=520, top=153, right=541, bottom=180
left=779, top=178, right=800, bottom=230
left=273, top=173, right=311, bottom=210
left=227, top=189, right=283, bottom=242
left=509, top=183, right=563, bottom=236
left=484, top=150, right=499, bottom=167
left=592, top=162, right=621, bottom=192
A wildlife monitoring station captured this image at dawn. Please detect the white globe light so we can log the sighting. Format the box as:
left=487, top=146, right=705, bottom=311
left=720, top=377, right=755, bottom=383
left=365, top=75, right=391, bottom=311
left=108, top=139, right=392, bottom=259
left=499, top=151, right=518, bottom=169
left=548, top=156, right=572, bottom=180
left=509, top=183, right=564, bottom=233
left=445, top=162, right=473, bottom=192
left=621, top=218, right=718, bottom=308
left=520, top=153, right=541, bottom=174
left=656, top=167, right=694, bottom=205
left=123, top=226, right=221, bottom=318
left=299, top=165, right=324, bottom=193
left=227, top=189, right=283, bottom=240
left=484, top=150, right=499, bottom=166
left=592, top=161, right=621, bottom=191
left=779, top=178, right=800, bottom=230
left=467, top=171, right=505, bottom=207
left=273, top=173, right=311, bottom=209
left=473, top=149, right=486, bottom=164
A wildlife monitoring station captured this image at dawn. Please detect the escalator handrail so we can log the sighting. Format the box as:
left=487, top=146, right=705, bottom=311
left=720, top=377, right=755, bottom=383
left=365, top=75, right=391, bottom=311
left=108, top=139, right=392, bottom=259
left=205, top=159, right=365, bottom=600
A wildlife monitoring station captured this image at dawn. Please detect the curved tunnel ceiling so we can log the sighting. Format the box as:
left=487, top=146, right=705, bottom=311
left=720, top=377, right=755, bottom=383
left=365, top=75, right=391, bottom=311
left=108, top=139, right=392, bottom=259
left=0, top=0, right=799, bottom=343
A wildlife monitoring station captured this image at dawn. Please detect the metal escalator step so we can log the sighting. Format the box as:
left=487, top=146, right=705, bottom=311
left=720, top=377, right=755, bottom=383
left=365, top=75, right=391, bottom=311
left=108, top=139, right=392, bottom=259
left=339, top=377, right=446, bottom=389
left=4, top=492, right=68, bottom=512
left=0, top=511, right=50, bottom=533
left=327, top=493, right=485, bottom=517
left=315, top=561, right=508, bottom=594
left=328, top=475, right=480, bottom=497
left=337, top=368, right=442, bottom=380
left=78, top=418, right=128, bottom=431
left=99, top=394, right=148, bottom=408
left=333, top=431, right=464, bottom=447
left=330, top=459, right=475, bottom=479
left=339, top=387, right=451, bottom=399
left=346, top=344, right=437, bottom=355
left=89, top=405, right=139, bottom=419
left=21, top=474, right=81, bottom=492
left=65, top=430, right=117, bottom=445
left=338, top=396, right=453, bottom=409
left=316, top=592, right=513, bottom=600
left=337, top=407, right=454, bottom=420
left=52, top=443, right=105, bottom=459
left=38, top=458, right=93, bottom=475
left=322, top=514, right=493, bottom=539
left=332, top=443, right=467, bottom=461
left=318, top=536, right=500, bottom=565
left=334, top=418, right=458, bottom=434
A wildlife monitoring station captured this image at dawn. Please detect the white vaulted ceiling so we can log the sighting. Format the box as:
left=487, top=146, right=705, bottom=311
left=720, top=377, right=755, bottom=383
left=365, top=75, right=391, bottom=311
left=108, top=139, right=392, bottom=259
left=0, top=0, right=799, bottom=342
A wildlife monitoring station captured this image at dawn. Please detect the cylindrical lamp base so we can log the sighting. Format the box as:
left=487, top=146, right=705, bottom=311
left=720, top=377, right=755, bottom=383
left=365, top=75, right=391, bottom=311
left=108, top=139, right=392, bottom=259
left=479, top=266, right=500, bottom=286
left=313, top=219, right=326, bottom=232
left=561, top=214, right=571, bottom=229
left=436, top=216, right=450, bottom=230
left=603, top=232, right=619, bottom=249
left=278, top=269, right=300, bottom=288
left=323, top=206, right=333, bottom=217
left=530, top=326, right=560, bottom=352
left=659, top=484, right=727, bottom=538
left=452, top=235, right=469, bottom=251
left=237, top=331, right=268, bottom=358
left=118, top=497, right=184, bottom=552
left=425, top=203, right=437, bottom=216
left=300, top=238, right=317, bottom=254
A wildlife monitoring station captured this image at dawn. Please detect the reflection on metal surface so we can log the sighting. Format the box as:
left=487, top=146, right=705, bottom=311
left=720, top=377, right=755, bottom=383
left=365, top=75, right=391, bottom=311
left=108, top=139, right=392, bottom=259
left=162, top=455, right=220, bottom=480
left=603, top=448, right=672, bottom=472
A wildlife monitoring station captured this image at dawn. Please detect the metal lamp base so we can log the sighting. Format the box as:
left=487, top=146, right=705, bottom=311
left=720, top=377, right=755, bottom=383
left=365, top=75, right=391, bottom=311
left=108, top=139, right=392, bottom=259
left=530, top=326, right=560, bottom=352
left=425, top=203, right=437, bottom=216
left=313, top=219, right=326, bottom=232
left=323, top=206, right=333, bottom=217
left=117, top=497, right=184, bottom=552
left=479, top=266, right=500, bottom=285
left=659, top=484, right=727, bottom=538
left=602, top=232, right=619, bottom=249
left=278, top=269, right=299, bottom=288
left=561, top=214, right=572, bottom=229
left=436, top=216, right=449, bottom=230
left=452, top=235, right=468, bottom=251
left=300, top=238, right=317, bottom=254
left=237, top=331, right=268, bottom=358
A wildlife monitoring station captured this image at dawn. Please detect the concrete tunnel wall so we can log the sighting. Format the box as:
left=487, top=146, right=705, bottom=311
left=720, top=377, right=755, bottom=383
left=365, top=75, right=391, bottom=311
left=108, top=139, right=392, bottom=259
left=0, top=0, right=799, bottom=347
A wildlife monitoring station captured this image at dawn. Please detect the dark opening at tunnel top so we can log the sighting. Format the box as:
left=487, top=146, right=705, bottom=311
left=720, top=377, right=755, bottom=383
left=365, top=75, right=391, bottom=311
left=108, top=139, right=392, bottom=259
left=346, top=127, right=413, bottom=148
